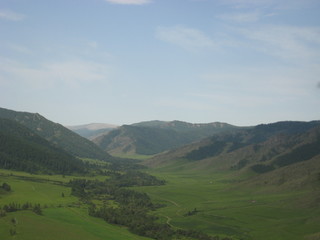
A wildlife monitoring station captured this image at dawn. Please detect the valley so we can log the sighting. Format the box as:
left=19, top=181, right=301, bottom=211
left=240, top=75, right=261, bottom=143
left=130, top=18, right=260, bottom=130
left=0, top=107, right=320, bottom=239
left=137, top=163, right=320, bottom=240
left=2, top=0, right=320, bottom=239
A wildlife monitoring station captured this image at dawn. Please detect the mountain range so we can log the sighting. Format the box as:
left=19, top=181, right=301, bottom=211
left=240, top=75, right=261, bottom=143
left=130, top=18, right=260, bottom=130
left=1, top=106, right=320, bottom=185
left=1, top=107, right=320, bottom=239
left=145, top=120, right=320, bottom=192
left=92, top=120, right=245, bottom=155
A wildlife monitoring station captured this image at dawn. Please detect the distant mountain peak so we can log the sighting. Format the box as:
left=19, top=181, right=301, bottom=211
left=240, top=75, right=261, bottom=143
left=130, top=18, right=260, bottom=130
left=95, top=120, right=243, bottom=155
left=67, top=123, right=119, bottom=140
left=67, top=123, right=118, bottom=131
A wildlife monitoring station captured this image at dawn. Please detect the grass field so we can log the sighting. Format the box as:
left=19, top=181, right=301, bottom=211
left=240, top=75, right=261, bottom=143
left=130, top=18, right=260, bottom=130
left=135, top=163, right=320, bottom=240
left=1, top=162, right=320, bottom=240
left=0, top=169, right=150, bottom=240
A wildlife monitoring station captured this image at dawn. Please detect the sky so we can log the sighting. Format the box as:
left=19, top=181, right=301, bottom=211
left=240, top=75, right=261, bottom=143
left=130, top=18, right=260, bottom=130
left=1, top=0, right=320, bottom=126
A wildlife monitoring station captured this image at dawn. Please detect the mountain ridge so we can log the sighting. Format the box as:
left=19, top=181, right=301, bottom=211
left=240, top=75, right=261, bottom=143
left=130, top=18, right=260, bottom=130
left=0, top=118, right=86, bottom=174
left=144, top=121, right=320, bottom=183
left=0, top=107, right=112, bottom=161
left=93, top=120, right=246, bottom=155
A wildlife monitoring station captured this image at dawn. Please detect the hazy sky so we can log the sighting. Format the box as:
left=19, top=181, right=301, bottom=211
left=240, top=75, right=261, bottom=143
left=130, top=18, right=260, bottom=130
left=1, top=0, right=320, bottom=126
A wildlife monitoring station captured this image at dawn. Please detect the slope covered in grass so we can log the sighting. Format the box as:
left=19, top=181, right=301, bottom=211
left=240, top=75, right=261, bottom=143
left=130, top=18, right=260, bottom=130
left=0, top=169, right=150, bottom=240
left=139, top=121, right=320, bottom=239
left=137, top=162, right=320, bottom=240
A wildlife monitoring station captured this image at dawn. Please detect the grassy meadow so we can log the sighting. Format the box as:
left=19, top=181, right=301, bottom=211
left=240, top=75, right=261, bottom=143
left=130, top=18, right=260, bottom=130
left=1, top=159, right=319, bottom=240
left=0, top=169, right=150, bottom=240
left=135, top=160, right=320, bottom=240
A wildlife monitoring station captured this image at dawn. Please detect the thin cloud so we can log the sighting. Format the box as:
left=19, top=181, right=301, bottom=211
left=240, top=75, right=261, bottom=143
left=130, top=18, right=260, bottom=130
left=317, top=82, right=320, bottom=89
left=87, top=41, right=98, bottom=49
left=0, top=9, right=25, bottom=21
left=156, top=25, right=216, bottom=52
left=8, top=44, right=32, bottom=55
left=0, top=58, right=111, bottom=89
left=217, top=11, right=264, bottom=23
left=218, top=0, right=316, bottom=9
left=157, top=97, right=213, bottom=111
left=238, top=25, right=320, bottom=60
left=104, top=0, right=151, bottom=5
left=200, top=66, right=311, bottom=100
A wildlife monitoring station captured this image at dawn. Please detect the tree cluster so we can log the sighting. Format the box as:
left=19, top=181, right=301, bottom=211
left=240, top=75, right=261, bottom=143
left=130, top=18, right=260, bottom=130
left=1, top=202, right=43, bottom=215
left=109, top=170, right=165, bottom=187
left=1, top=182, right=11, bottom=192
left=69, top=173, right=231, bottom=240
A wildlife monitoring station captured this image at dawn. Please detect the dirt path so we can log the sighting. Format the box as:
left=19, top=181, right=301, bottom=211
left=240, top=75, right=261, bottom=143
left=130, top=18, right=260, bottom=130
left=159, top=214, right=174, bottom=227
left=150, top=194, right=180, bottom=207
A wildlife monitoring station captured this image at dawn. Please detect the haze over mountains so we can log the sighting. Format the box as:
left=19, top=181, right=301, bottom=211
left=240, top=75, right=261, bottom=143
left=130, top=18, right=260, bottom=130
left=67, top=123, right=118, bottom=140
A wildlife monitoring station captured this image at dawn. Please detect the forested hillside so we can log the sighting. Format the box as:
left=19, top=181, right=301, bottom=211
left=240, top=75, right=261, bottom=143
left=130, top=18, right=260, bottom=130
left=0, top=118, right=86, bottom=174
left=0, top=107, right=112, bottom=161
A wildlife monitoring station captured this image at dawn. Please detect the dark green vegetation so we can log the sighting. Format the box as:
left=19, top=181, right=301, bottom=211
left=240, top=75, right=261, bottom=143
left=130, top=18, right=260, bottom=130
left=0, top=107, right=112, bottom=161
left=0, top=118, right=86, bottom=174
left=70, top=173, right=226, bottom=240
left=93, top=120, right=243, bottom=156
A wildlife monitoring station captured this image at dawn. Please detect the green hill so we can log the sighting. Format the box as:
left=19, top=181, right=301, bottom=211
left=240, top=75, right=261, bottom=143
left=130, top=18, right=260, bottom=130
left=0, top=107, right=112, bottom=161
left=94, top=120, right=244, bottom=155
left=139, top=121, right=320, bottom=240
left=145, top=121, right=320, bottom=185
left=0, top=118, right=86, bottom=174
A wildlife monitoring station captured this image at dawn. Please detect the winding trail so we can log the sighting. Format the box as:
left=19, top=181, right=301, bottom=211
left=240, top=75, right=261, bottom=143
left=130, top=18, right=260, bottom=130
left=159, top=214, right=174, bottom=227
left=148, top=194, right=187, bottom=228
left=148, top=194, right=180, bottom=207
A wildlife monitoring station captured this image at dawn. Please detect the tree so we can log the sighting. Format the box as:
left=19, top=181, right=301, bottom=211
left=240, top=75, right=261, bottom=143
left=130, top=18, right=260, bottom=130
left=11, top=217, right=17, bottom=225
left=9, top=228, right=16, bottom=236
left=33, top=204, right=42, bottom=215
left=2, top=182, right=11, bottom=192
left=0, top=210, right=6, bottom=217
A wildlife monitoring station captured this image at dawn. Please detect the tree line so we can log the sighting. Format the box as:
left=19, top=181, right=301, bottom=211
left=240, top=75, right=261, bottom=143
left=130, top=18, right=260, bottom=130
left=69, top=171, right=232, bottom=240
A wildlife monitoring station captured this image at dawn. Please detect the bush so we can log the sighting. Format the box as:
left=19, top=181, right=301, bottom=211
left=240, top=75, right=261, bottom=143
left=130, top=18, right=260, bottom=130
left=32, top=204, right=42, bottom=215
left=1, top=182, right=11, bottom=192
left=0, top=210, right=6, bottom=217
